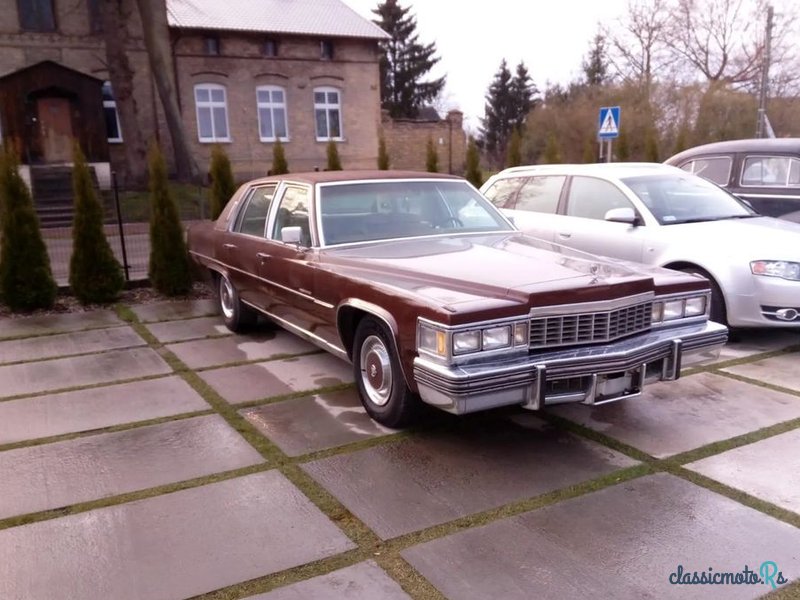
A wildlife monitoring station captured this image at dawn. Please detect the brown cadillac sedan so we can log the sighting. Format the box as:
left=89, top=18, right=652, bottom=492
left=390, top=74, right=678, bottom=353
left=187, top=171, right=728, bottom=427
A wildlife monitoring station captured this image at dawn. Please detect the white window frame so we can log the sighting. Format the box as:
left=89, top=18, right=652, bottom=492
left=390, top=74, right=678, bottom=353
left=255, top=85, right=289, bottom=143
left=194, top=83, right=231, bottom=143
left=102, top=82, right=123, bottom=144
left=313, top=86, right=343, bottom=142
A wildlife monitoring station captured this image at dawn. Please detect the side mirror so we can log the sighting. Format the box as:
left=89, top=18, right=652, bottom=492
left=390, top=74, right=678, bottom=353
left=280, top=226, right=302, bottom=245
left=605, top=207, right=639, bottom=225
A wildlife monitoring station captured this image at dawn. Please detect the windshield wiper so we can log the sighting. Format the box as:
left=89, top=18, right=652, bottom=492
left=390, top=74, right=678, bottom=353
left=666, top=214, right=758, bottom=225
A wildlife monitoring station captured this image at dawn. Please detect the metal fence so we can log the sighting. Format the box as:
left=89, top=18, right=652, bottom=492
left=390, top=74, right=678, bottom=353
left=39, top=173, right=210, bottom=287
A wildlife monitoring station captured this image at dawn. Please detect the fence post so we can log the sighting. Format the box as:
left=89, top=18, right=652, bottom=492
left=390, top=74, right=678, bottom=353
left=112, top=171, right=130, bottom=281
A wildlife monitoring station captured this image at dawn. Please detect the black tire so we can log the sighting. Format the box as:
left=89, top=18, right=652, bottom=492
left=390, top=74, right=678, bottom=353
left=215, top=272, right=257, bottom=333
left=352, top=317, right=422, bottom=428
left=681, top=267, right=727, bottom=326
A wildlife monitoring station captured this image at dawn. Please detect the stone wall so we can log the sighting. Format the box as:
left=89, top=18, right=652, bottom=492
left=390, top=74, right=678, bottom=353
left=381, top=110, right=467, bottom=175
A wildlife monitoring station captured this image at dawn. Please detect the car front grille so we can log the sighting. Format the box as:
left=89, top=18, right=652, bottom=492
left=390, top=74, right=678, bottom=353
left=529, top=301, right=653, bottom=350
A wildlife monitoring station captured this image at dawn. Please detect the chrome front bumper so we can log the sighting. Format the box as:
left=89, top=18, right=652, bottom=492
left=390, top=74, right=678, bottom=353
left=413, top=321, right=728, bottom=415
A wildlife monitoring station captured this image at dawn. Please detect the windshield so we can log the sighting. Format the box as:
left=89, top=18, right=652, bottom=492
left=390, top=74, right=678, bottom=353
left=622, top=174, right=757, bottom=225
left=318, top=180, right=513, bottom=245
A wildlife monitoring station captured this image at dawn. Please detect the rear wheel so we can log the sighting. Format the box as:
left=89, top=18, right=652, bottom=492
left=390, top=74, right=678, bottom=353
left=216, top=272, right=257, bottom=333
left=353, top=317, right=422, bottom=428
left=681, top=267, right=727, bottom=326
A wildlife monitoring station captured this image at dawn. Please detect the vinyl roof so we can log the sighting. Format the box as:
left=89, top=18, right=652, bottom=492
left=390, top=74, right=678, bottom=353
left=167, top=0, right=390, bottom=39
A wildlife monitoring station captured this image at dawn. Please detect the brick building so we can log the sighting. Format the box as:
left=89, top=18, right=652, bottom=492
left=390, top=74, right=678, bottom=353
left=381, top=107, right=467, bottom=174
left=0, top=0, right=388, bottom=188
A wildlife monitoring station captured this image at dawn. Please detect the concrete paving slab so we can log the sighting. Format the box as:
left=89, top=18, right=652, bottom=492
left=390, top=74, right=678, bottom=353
left=402, top=473, right=800, bottom=600
left=723, top=353, right=800, bottom=393
left=0, top=470, right=355, bottom=600
left=242, top=389, right=394, bottom=456
left=0, top=376, right=209, bottom=446
left=0, top=326, right=145, bottom=365
left=167, top=331, right=316, bottom=369
left=145, top=316, right=234, bottom=343
left=0, top=347, right=172, bottom=399
left=246, top=561, right=410, bottom=600
left=715, top=330, right=800, bottom=363
left=303, top=413, right=637, bottom=539
left=550, top=372, right=800, bottom=458
left=686, top=428, right=800, bottom=514
left=130, top=299, right=218, bottom=323
left=202, top=353, right=353, bottom=405
left=0, top=414, right=264, bottom=519
left=0, top=309, right=122, bottom=339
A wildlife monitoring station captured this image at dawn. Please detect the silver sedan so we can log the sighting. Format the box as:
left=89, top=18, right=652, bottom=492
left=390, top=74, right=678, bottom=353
left=480, top=163, right=800, bottom=329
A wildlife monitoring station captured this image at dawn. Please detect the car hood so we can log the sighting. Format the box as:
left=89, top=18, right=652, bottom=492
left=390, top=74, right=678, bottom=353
left=320, top=233, right=701, bottom=318
left=665, top=217, right=800, bottom=258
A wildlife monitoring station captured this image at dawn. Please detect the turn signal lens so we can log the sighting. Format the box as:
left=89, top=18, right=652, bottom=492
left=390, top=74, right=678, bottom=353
left=514, top=322, right=528, bottom=345
left=652, top=302, right=664, bottom=323
left=418, top=324, right=447, bottom=356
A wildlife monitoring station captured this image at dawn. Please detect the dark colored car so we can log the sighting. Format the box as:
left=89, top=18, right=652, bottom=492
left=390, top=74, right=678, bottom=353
left=187, top=171, right=727, bottom=427
left=665, top=138, right=800, bottom=222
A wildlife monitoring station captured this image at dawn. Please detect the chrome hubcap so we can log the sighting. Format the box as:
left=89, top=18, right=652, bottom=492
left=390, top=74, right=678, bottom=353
left=219, top=276, right=235, bottom=319
left=360, top=335, right=392, bottom=407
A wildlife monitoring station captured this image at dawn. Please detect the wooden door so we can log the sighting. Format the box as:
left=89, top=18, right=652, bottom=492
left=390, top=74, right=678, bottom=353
left=37, top=97, right=73, bottom=163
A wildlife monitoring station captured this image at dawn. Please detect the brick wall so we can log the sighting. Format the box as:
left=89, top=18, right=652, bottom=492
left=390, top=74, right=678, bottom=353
left=381, top=110, right=467, bottom=175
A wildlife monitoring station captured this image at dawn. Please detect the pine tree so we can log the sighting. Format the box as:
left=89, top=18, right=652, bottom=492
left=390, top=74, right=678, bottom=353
left=583, top=137, right=597, bottom=163
left=326, top=140, right=342, bottom=171
left=506, top=129, right=522, bottom=167
left=208, top=145, right=235, bottom=220
left=645, top=128, right=660, bottom=162
left=616, top=131, right=630, bottom=161
left=464, top=136, right=482, bottom=187
left=373, top=0, right=445, bottom=118
left=0, top=149, right=57, bottom=311
left=69, top=144, right=124, bottom=304
left=377, top=134, right=390, bottom=170
left=542, top=133, right=562, bottom=164
left=582, top=33, right=609, bottom=86
left=673, top=124, right=689, bottom=155
left=425, top=137, right=439, bottom=172
left=271, top=138, right=289, bottom=175
left=147, top=143, right=192, bottom=296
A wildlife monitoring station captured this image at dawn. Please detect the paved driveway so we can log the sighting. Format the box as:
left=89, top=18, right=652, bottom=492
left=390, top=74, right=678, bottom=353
left=0, top=301, right=799, bottom=599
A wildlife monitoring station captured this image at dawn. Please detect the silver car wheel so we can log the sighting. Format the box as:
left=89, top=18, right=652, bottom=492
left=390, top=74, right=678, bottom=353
left=219, top=275, right=235, bottom=320
left=360, top=334, right=392, bottom=407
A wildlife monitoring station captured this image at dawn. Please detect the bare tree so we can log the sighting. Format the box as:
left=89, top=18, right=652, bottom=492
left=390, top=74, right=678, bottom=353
left=135, top=0, right=199, bottom=182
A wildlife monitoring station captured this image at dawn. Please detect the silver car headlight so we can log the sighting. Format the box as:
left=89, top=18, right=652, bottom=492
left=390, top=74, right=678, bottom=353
left=453, top=330, right=481, bottom=355
left=418, top=322, right=447, bottom=357
left=652, top=294, right=708, bottom=323
left=751, top=260, right=800, bottom=281
left=482, top=325, right=511, bottom=350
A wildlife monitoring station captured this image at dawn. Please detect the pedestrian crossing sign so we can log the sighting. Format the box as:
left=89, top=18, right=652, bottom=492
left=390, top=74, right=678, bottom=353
left=598, top=106, right=621, bottom=139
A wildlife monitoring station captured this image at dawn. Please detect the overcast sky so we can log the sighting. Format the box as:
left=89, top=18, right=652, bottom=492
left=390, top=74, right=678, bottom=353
left=341, top=0, right=631, bottom=131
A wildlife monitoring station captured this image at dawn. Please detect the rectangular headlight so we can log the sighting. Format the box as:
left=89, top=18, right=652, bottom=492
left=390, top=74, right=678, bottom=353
left=663, top=299, right=685, bottom=320
left=418, top=323, right=447, bottom=356
left=684, top=296, right=707, bottom=317
left=453, top=330, right=481, bottom=354
left=482, top=325, right=511, bottom=350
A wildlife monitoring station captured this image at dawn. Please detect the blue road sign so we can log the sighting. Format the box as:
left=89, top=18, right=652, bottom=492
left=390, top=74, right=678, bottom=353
left=598, top=106, right=621, bottom=139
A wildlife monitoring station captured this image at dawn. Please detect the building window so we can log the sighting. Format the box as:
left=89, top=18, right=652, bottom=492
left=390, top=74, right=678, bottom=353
left=194, top=84, right=230, bottom=142
left=314, top=87, right=342, bottom=141
left=204, top=36, right=220, bottom=56
left=263, top=39, right=278, bottom=57
left=18, top=0, right=56, bottom=32
left=102, top=82, right=123, bottom=143
left=320, top=39, right=334, bottom=60
left=87, top=0, right=103, bottom=33
left=256, top=86, right=288, bottom=142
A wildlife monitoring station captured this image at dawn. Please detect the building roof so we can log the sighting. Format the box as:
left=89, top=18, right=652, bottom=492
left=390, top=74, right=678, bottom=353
left=167, top=0, right=390, bottom=39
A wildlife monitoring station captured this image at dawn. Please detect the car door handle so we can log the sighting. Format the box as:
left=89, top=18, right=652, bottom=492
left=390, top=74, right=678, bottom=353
left=222, top=243, right=236, bottom=250
left=557, top=232, right=572, bottom=239
left=256, top=252, right=271, bottom=261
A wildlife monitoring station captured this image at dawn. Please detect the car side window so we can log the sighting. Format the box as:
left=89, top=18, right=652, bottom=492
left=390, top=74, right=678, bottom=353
left=483, top=177, right=525, bottom=209
left=271, top=185, right=312, bottom=245
left=232, top=184, right=277, bottom=236
left=741, top=156, right=800, bottom=187
left=566, top=177, right=634, bottom=221
left=515, top=175, right=565, bottom=214
left=681, top=157, right=732, bottom=186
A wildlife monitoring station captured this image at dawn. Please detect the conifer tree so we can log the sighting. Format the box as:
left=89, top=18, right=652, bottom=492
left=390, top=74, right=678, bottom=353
left=147, top=143, right=191, bottom=296
left=506, top=129, right=522, bottom=167
left=377, top=134, right=390, bottom=170
left=464, top=136, right=482, bottom=187
left=583, top=137, right=597, bottom=163
left=616, top=131, right=631, bottom=161
left=69, top=144, right=124, bottom=304
left=645, top=128, right=660, bottom=162
left=425, top=137, right=439, bottom=172
left=0, top=149, right=57, bottom=311
left=542, top=133, right=562, bottom=164
left=373, top=0, right=445, bottom=118
left=271, top=138, right=289, bottom=175
left=326, top=140, right=342, bottom=171
left=208, top=145, right=235, bottom=220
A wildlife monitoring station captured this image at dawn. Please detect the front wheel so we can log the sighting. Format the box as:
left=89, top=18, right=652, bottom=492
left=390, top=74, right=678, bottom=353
left=216, top=272, right=257, bottom=333
left=353, top=317, right=422, bottom=428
